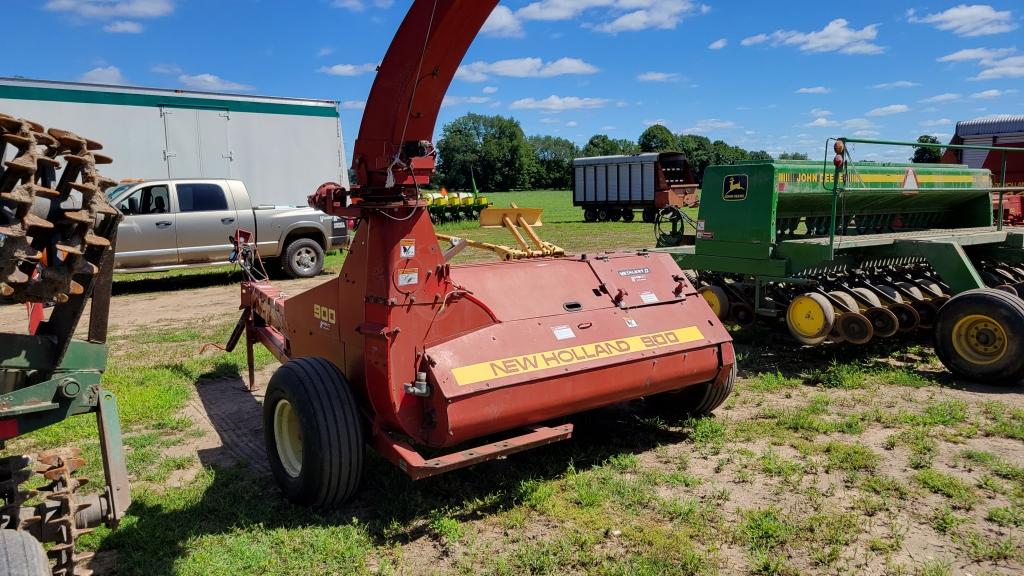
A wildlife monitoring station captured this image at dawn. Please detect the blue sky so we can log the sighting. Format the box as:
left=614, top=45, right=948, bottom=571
left=3, top=1, right=1023, bottom=162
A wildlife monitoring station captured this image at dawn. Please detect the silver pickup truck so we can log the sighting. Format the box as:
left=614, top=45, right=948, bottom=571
left=105, top=179, right=346, bottom=278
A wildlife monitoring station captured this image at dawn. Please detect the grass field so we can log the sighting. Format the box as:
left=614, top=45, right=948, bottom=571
left=4, top=190, right=1024, bottom=575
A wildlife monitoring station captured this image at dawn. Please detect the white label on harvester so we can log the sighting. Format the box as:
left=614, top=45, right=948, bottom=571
left=624, top=317, right=638, bottom=328
left=552, top=325, right=576, bottom=340
left=398, top=268, right=419, bottom=286
left=696, top=220, right=706, bottom=231
left=640, top=292, right=659, bottom=304
left=400, top=238, right=415, bottom=258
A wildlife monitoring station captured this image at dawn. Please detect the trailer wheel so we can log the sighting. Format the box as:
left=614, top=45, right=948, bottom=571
left=0, top=530, right=49, bottom=576
left=642, top=207, right=657, bottom=223
left=583, top=208, right=598, bottom=222
left=607, top=208, right=621, bottom=221
left=264, top=357, right=365, bottom=507
left=621, top=209, right=635, bottom=223
left=934, top=288, right=1024, bottom=384
left=282, top=238, right=325, bottom=279
left=597, top=208, right=611, bottom=222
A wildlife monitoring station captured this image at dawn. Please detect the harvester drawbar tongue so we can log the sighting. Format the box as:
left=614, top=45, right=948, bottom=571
left=230, top=0, right=736, bottom=508
left=659, top=136, right=1024, bottom=384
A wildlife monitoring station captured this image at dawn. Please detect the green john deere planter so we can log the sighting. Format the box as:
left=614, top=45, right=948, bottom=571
left=657, top=137, right=1024, bottom=383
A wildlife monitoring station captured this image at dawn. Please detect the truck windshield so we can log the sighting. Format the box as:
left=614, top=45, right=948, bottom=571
left=105, top=184, right=133, bottom=200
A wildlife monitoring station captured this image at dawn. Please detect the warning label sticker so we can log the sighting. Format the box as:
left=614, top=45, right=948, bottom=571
left=552, top=325, right=576, bottom=340
left=400, top=238, right=416, bottom=258
left=398, top=268, right=419, bottom=286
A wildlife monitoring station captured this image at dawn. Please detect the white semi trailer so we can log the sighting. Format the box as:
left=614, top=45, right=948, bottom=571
left=0, top=77, right=349, bottom=206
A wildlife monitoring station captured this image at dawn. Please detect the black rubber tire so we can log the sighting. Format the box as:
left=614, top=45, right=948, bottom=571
left=642, top=207, right=657, bottom=223
left=282, top=238, right=325, bottom=279
left=621, top=209, right=635, bottom=223
left=934, top=288, right=1024, bottom=384
left=0, top=530, right=49, bottom=576
left=264, top=357, right=365, bottom=507
left=583, top=208, right=598, bottom=223
left=607, top=208, right=621, bottom=222
left=597, top=208, right=611, bottom=222
left=655, top=362, right=736, bottom=417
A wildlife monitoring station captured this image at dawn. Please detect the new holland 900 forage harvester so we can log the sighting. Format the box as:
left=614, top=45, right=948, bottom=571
left=658, top=137, right=1024, bottom=384
left=229, top=0, right=735, bottom=507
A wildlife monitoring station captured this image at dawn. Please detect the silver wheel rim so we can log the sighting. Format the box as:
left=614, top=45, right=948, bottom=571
left=274, top=400, right=303, bottom=478
left=293, top=246, right=318, bottom=273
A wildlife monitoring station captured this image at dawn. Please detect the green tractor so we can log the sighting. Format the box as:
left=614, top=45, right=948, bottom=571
left=657, top=137, right=1024, bottom=383
left=1, top=114, right=129, bottom=576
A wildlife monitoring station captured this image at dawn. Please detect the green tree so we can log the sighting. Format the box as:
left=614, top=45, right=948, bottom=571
left=778, top=152, right=809, bottom=160
left=436, top=113, right=535, bottom=191
left=638, top=124, right=677, bottom=153
left=912, top=135, right=942, bottom=163
left=677, top=134, right=713, bottom=183
left=580, top=134, right=638, bottom=157
left=749, top=150, right=773, bottom=161
left=528, top=135, right=578, bottom=189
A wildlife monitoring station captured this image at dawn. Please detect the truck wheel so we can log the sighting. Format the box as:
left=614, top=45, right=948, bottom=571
left=654, top=362, right=736, bottom=417
left=934, top=288, right=1024, bottom=384
left=621, top=209, right=635, bottom=223
left=282, top=238, right=324, bottom=278
left=0, top=530, right=49, bottom=576
left=264, top=357, right=365, bottom=507
left=583, top=208, right=598, bottom=222
left=642, top=207, right=657, bottom=223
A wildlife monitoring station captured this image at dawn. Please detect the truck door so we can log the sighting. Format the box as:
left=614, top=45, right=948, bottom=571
left=173, top=181, right=238, bottom=264
left=111, top=184, right=178, bottom=268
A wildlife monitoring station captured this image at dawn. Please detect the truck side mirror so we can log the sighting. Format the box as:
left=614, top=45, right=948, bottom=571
left=127, top=197, right=139, bottom=214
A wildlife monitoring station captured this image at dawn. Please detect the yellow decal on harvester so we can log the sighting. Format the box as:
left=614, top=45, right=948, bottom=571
left=451, top=327, right=704, bottom=386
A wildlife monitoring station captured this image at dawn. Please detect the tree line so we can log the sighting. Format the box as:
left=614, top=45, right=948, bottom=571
left=434, top=113, right=801, bottom=191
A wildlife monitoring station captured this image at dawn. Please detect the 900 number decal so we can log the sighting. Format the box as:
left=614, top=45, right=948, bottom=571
left=314, top=304, right=336, bottom=328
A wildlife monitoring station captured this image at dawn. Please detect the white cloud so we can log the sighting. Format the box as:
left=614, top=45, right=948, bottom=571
left=843, top=118, right=877, bottom=130
left=810, top=108, right=833, bottom=117
left=920, top=92, right=961, bottom=103
left=974, top=55, right=1024, bottom=80
left=78, top=65, right=127, bottom=85
left=938, top=47, right=1015, bottom=62
left=743, top=19, right=884, bottom=55
left=341, top=100, right=365, bottom=110
left=441, top=95, right=491, bottom=107
left=866, top=104, right=909, bottom=116
left=637, top=71, right=680, bottom=82
left=482, top=6, right=525, bottom=37
left=708, top=38, right=727, bottom=50
left=317, top=47, right=334, bottom=57
left=45, top=0, right=173, bottom=19
left=682, top=118, right=735, bottom=132
left=644, top=119, right=670, bottom=126
left=796, top=86, right=831, bottom=94
left=853, top=130, right=881, bottom=137
left=178, top=73, right=253, bottom=92
left=456, top=57, right=598, bottom=82
left=332, top=0, right=393, bottom=11
left=920, top=118, right=953, bottom=127
left=909, top=4, right=1017, bottom=37
left=539, top=118, right=561, bottom=124
left=318, top=63, right=377, bottom=76
left=150, top=63, right=181, bottom=75
left=514, top=0, right=707, bottom=34
left=510, top=95, right=609, bottom=111
left=482, top=86, right=498, bottom=94
left=566, top=121, right=578, bottom=127
left=806, top=117, right=837, bottom=127
left=871, top=80, right=919, bottom=89
left=103, top=20, right=142, bottom=33
left=601, top=125, right=617, bottom=131
left=971, top=88, right=1018, bottom=98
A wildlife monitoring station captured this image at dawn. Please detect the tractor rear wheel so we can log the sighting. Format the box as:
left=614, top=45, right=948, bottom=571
left=264, top=357, right=365, bottom=507
left=655, top=362, right=736, bottom=418
left=934, top=288, right=1024, bottom=384
left=0, top=530, right=49, bottom=576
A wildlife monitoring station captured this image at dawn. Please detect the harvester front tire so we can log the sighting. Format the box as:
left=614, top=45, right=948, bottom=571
left=282, top=238, right=325, bottom=279
left=934, top=288, right=1024, bottom=384
left=0, top=530, right=49, bottom=576
left=264, top=357, right=365, bottom=507
left=656, top=362, right=736, bottom=418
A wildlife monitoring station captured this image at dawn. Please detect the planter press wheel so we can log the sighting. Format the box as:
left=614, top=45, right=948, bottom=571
left=785, top=293, right=834, bottom=346
left=827, top=291, right=859, bottom=313
left=889, top=303, right=921, bottom=332
left=864, top=307, right=900, bottom=338
left=851, top=287, right=882, bottom=307
left=934, top=288, right=1024, bottom=384
left=699, top=285, right=730, bottom=320
left=730, top=302, right=756, bottom=327
left=837, top=313, right=874, bottom=345
left=264, top=357, right=365, bottom=507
